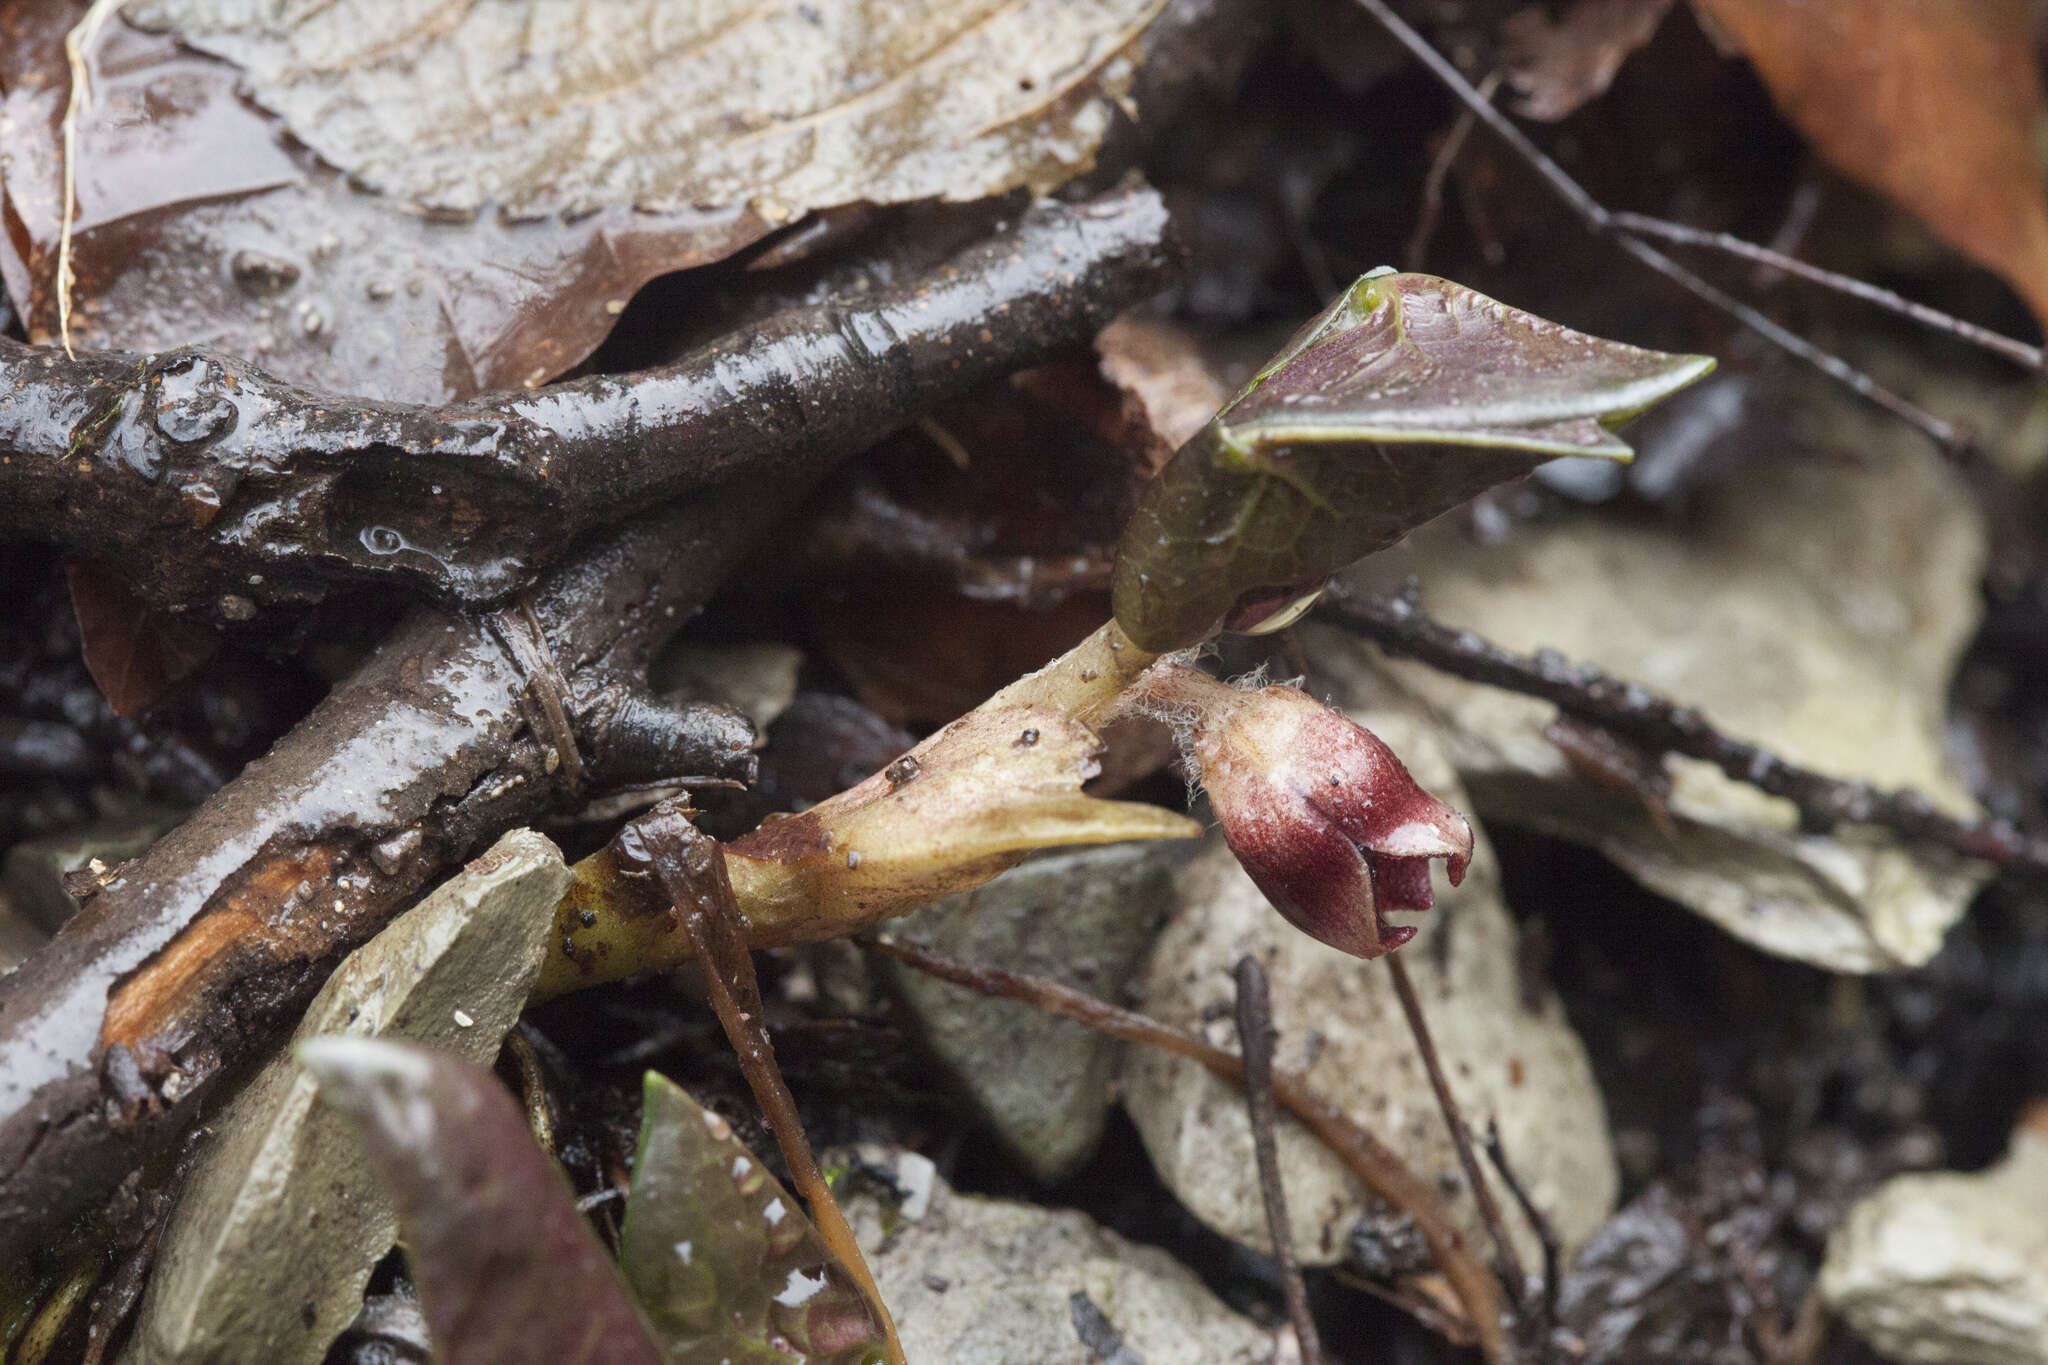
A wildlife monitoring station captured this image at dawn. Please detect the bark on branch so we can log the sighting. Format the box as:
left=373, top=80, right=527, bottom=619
left=0, top=184, right=1178, bottom=1263
left=1322, top=583, right=2041, bottom=875
left=0, top=186, right=1172, bottom=623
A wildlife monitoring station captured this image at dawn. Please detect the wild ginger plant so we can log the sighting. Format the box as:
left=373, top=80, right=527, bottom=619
left=544, top=269, right=1711, bottom=985
left=296, top=268, right=1708, bottom=1364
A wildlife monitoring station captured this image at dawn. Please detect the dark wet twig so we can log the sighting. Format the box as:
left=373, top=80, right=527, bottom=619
left=0, top=189, right=1177, bottom=1267
left=1483, top=1120, right=1563, bottom=1331
left=1348, top=0, right=1969, bottom=455
left=1753, top=179, right=1823, bottom=290
left=871, top=934, right=1513, bottom=1365
left=1233, top=956, right=1324, bottom=1365
left=1323, top=584, right=2048, bottom=876
left=636, top=804, right=904, bottom=1365
left=1610, top=211, right=2047, bottom=373
left=0, top=185, right=1175, bottom=622
left=1386, top=953, right=1529, bottom=1301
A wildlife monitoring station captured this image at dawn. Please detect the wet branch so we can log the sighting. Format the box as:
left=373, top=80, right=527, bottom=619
left=0, top=185, right=1173, bottom=623
left=871, top=935, right=1514, bottom=1365
left=1323, top=584, right=2046, bottom=875
left=0, top=187, right=1178, bottom=1266
left=1607, top=211, right=2048, bottom=374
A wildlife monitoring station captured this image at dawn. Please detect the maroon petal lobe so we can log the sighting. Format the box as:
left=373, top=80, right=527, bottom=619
left=1365, top=853, right=1438, bottom=913
left=1292, top=706, right=1474, bottom=881
left=1213, top=780, right=1407, bottom=958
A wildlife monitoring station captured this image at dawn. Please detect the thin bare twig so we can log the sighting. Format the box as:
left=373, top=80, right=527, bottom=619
left=1234, top=957, right=1324, bottom=1365
left=1347, top=0, right=1969, bottom=454
left=871, top=934, right=1514, bottom=1365
left=1753, top=179, right=1822, bottom=290
left=1323, top=584, right=2048, bottom=877
left=638, top=804, right=906, bottom=1365
left=1386, top=953, right=1528, bottom=1300
left=1405, top=71, right=1503, bottom=272
left=1483, top=1120, right=1563, bottom=1331
left=1610, top=211, right=2047, bottom=373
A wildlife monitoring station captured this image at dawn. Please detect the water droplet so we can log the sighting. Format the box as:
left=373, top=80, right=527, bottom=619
left=774, top=1267, right=829, bottom=1308
left=360, top=525, right=405, bottom=556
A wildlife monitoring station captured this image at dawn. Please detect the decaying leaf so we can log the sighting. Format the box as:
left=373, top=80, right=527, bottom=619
left=301, top=1037, right=665, bottom=1365
left=64, top=559, right=216, bottom=718
left=3, top=0, right=1166, bottom=401
left=1504, top=0, right=1676, bottom=121
left=1691, top=0, right=2048, bottom=332
left=129, top=830, right=569, bottom=1365
left=123, top=0, right=1165, bottom=218
left=1326, top=378, right=1989, bottom=972
left=0, top=3, right=772, bottom=402
left=1094, top=315, right=1234, bottom=473
left=620, top=1072, right=886, bottom=1364
left=539, top=704, right=1200, bottom=997
left=1110, top=269, right=1714, bottom=651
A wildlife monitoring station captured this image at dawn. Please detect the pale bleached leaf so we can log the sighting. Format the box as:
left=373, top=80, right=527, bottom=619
left=123, top=0, right=1167, bottom=219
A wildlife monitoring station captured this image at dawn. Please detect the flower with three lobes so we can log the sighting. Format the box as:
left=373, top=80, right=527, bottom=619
left=1132, top=665, right=1473, bottom=957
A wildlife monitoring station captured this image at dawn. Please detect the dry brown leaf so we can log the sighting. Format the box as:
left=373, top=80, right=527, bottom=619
left=1504, top=0, right=1675, bottom=122
left=64, top=559, right=217, bottom=717
left=1095, top=315, right=1232, bottom=472
left=124, top=0, right=1167, bottom=219
left=1691, top=0, right=2048, bottom=331
left=2, top=0, right=1164, bottom=401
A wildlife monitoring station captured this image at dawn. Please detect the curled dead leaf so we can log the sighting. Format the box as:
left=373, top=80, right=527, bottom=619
left=1504, top=0, right=1676, bottom=121
left=621, top=1072, right=886, bottom=1364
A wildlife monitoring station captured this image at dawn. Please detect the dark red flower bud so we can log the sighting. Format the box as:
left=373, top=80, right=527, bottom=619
left=1133, top=666, right=1473, bottom=957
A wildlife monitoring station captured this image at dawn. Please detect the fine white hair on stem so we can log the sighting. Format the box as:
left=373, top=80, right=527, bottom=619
left=1113, top=657, right=1304, bottom=804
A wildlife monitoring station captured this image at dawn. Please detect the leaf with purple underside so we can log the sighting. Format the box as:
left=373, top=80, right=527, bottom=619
left=300, top=1037, right=664, bottom=1365
left=1111, top=270, right=1714, bottom=650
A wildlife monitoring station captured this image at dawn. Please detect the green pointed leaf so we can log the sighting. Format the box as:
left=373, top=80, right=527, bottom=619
left=619, top=1072, right=886, bottom=1365
left=1111, top=270, right=1714, bottom=650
